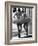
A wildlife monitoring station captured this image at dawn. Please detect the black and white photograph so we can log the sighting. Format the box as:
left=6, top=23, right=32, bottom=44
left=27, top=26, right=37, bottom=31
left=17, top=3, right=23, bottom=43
left=12, top=7, right=32, bottom=39
left=5, top=2, right=37, bottom=44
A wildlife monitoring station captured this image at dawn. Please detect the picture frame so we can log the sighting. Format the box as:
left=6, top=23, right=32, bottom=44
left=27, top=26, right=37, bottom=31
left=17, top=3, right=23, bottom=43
left=5, top=1, right=37, bottom=45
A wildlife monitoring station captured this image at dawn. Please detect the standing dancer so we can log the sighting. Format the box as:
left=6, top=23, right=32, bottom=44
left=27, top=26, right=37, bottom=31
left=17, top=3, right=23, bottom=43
left=22, top=8, right=28, bottom=36
left=14, top=8, right=22, bottom=38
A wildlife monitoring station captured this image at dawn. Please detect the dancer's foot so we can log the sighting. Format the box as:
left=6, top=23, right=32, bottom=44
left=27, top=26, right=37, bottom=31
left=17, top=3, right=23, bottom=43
left=26, top=32, right=28, bottom=36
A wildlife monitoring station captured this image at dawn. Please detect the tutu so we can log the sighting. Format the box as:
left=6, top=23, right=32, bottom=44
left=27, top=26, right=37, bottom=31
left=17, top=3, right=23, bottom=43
left=13, top=17, right=31, bottom=24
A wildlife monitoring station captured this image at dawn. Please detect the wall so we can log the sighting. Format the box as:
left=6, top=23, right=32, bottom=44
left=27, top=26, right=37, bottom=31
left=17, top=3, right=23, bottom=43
left=0, top=0, right=38, bottom=46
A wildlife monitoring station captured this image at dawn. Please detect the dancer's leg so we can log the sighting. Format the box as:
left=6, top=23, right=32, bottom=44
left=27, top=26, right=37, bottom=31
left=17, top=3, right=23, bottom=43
left=23, top=23, right=28, bottom=35
left=18, top=24, right=22, bottom=38
left=17, top=24, right=21, bottom=38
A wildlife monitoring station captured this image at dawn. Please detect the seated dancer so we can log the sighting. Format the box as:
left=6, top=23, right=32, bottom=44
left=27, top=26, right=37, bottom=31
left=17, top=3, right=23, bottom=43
left=13, top=8, right=22, bottom=38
